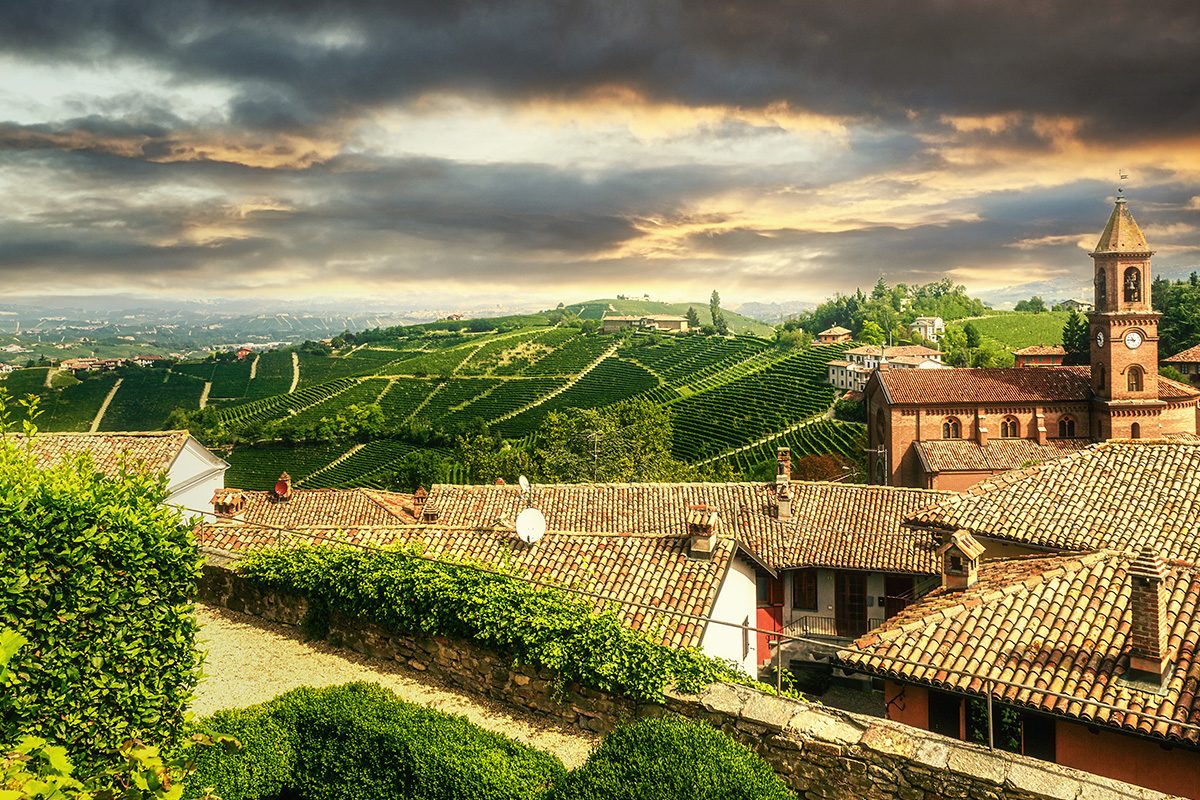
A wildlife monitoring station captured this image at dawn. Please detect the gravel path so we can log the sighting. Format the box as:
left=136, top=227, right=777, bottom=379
left=193, top=603, right=598, bottom=768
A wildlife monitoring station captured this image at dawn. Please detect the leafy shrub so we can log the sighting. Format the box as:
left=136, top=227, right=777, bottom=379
left=549, top=716, right=795, bottom=800
left=0, top=402, right=202, bottom=772
left=236, top=545, right=776, bottom=703
left=188, top=683, right=565, bottom=800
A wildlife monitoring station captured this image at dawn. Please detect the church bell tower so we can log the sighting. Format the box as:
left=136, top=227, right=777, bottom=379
left=1088, top=192, right=1162, bottom=439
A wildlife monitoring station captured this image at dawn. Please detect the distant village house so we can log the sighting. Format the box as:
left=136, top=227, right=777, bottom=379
left=827, top=344, right=943, bottom=393
left=907, top=316, right=945, bottom=343
left=600, top=313, right=689, bottom=334
left=815, top=326, right=853, bottom=344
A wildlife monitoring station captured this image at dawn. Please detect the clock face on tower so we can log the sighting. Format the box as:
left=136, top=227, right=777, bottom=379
left=1124, top=330, right=1144, bottom=350
left=1095, top=330, right=1105, bottom=348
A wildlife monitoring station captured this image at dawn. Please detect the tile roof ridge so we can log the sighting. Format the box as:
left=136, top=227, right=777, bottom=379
left=864, top=550, right=1115, bottom=645
left=35, top=429, right=189, bottom=438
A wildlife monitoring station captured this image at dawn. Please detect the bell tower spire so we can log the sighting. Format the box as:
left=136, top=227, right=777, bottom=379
left=1088, top=189, right=1162, bottom=439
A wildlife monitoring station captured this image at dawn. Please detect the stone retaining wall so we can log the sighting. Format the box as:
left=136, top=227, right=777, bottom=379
left=199, top=561, right=1178, bottom=800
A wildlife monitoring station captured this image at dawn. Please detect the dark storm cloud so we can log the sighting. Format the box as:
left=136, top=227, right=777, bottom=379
left=3, top=1, right=1199, bottom=142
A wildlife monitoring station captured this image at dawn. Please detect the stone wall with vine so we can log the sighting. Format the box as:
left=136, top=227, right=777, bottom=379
left=200, top=560, right=1178, bottom=800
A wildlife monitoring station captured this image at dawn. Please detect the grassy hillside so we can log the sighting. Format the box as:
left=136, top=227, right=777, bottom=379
left=953, top=311, right=1069, bottom=348
left=5, top=310, right=855, bottom=489
left=564, top=298, right=775, bottom=337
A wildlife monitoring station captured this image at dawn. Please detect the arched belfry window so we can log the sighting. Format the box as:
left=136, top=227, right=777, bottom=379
left=1097, top=364, right=1106, bottom=390
left=1128, top=365, right=1144, bottom=392
left=1095, top=269, right=1107, bottom=308
left=1124, top=267, right=1141, bottom=304
left=942, top=417, right=962, bottom=439
left=1000, top=416, right=1020, bottom=438
left=1058, top=416, right=1076, bottom=438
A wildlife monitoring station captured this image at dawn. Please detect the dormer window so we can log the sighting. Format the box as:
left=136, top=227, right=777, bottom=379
left=948, top=554, right=964, bottom=574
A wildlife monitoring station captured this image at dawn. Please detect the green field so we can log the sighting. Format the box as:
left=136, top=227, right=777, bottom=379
left=7, top=308, right=864, bottom=488
left=953, top=312, right=1069, bottom=348
left=565, top=298, right=774, bottom=337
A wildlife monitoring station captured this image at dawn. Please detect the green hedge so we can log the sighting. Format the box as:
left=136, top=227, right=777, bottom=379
left=187, top=683, right=565, bottom=800
left=0, top=419, right=201, bottom=772
left=549, top=716, right=796, bottom=800
left=235, top=545, right=770, bottom=702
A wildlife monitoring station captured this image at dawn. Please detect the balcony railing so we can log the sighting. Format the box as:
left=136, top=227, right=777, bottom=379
left=784, top=615, right=884, bottom=640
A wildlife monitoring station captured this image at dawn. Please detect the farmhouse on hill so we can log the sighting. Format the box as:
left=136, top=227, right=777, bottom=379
left=816, top=325, right=852, bottom=344
left=866, top=196, right=1200, bottom=490
left=600, top=313, right=689, bottom=334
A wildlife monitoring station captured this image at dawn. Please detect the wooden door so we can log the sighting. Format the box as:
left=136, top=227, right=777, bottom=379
left=756, top=571, right=784, bottom=665
left=834, top=571, right=867, bottom=638
left=884, top=574, right=915, bottom=619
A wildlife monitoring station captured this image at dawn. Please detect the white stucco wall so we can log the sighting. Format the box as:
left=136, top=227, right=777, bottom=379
left=701, top=556, right=758, bottom=675
left=166, top=438, right=227, bottom=520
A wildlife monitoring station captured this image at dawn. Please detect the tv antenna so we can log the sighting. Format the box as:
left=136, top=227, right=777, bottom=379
left=515, top=507, right=546, bottom=545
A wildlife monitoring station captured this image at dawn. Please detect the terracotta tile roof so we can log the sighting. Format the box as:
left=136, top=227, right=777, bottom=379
left=1165, top=343, right=1200, bottom=363
left=12, top=431, right=193, bottom=476
left=846, top=345, right=939, bottom=358
left=1092, top=199, right=1151, bottom=254
left=425, top=481, right=952, bottom=575
left=195, top=522, right=732, bottom=649
left=1011, top=345, right=1067, bottom=356
left=211, top=487, right=418, bottom=527
left=819, top=326, right=852, bottom=336
left=878, top=367, right=1093, bottom=404
left=840, top=552, right=1200, bottom=744
left=906, top=440, right=1200, bottom=562
left=1159, top=376, right=1200, bottom=401
left=913, top=438, right=1091, bottom=474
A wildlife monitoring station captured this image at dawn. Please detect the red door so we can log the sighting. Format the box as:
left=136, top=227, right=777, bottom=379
left=756, top=571, right=784, bottom=665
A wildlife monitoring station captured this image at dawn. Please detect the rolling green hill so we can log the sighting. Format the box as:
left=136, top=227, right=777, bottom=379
left=564, top=298, right=775, bottom=337
left=2, top=309, right=862, bottom=489
left=954, top=311, right=1069, bottom=348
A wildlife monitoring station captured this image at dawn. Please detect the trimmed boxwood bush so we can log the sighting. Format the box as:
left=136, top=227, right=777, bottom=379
left=186, top=683, right=565, bottom=800
left=0, top=403, right=201, bottom=772
left=549, top=716, right=796, bottom=800
left=235, top=545, right=776, bottom=703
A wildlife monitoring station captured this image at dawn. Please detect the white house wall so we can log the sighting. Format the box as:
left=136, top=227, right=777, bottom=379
left=701, top=556, right=758, bottom=675
left=166, top=438, right=228, bottom=520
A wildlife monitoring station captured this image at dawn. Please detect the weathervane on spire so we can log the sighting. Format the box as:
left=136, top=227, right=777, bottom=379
left=1117, top=168, right=1129, bottom=202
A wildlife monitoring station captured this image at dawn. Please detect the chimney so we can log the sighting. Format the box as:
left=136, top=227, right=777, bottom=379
left=936, top=530, right=985, bottom=591
left=775, top=482, right=793, bottom=521
left=212, top=489, right=247, bottom=521
left=422, top=500, right=439, bottom=523
left=975, top=410, right=988, bottom=447
left=272, top=472, right=293, bottom=502
left=774, top=446, right=793, bottom=520
left=1128, top=546, right=1171, bottom=682
left=1034, top=408, right=1048, bottom=445
left=686, top=504, right=719, bottom=560
left=413, top=486, right=429, bottom=516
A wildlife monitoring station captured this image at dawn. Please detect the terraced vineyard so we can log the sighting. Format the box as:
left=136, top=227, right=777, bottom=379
left=711, top=420, right=867, bottom=477
left=6, top=315, right=864, bottom=488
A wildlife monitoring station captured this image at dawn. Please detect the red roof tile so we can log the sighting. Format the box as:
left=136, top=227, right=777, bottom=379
left=878, top=367, right=1093, bottom=404
left=1164, top=343, right=1200, bottom=364
left=211, top=487, right=418, bottom=527
left=913, top=438, right=1090, bottom=474
left=840, top=552, right=1200, bottom=744
left=13, top=431, right=194, bottom=476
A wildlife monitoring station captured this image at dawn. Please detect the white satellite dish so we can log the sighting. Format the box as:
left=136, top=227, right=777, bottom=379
left=518, top=475, right=531, bottom=494
left=515, top=507, right=546, bottom=545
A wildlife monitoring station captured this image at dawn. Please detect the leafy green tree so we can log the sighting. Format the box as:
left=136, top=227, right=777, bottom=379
left=1014, top=296, right=1047, bottom=313
left=456, top=430, right=533, bottom=484
left=963, top=322, right=982, bottom=349
left=1061, top=310, right=1089, bottom=353
left=709, top=291, right=729, bottom=336
left=857, top=320, right=885, bottom=346
left=1161, top=365, right=1187, bottom=383
left=533, top=397, right=711, bottom=483
left=0, top=394, right=202, bottom=774
left=685, top=306, right=701, bottom=329
left=1152, top=271, right=1200, bottom=356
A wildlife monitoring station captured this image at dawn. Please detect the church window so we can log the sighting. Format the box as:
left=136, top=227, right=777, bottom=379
left=1127, top=366, right=1144, bottom=392
left=1131, top=422, right=1141, bottom=439
left=1000, top=416, right=1020, bottom=438
left=1095, top=269, right=1106, bottom=308
left=1058, top=416, right=1076, bottom=438
left=1123, top=267, right=1141, bottom=304
left=1096, top=364, right=1106, bottom=390
left=874, top=408, right=886, bottom=447
left=942, top=417, right=962, bottom=439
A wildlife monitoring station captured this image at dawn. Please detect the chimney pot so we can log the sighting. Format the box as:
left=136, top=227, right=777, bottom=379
left=212, top=489, right=247, bottom=520
left=273, top=472, right=293, bottom=502
left=1128, top=546, right=1170, bottom=682
left=686, top=504, right=719, bottom=559
left=936, top=530, right=985, bottom=591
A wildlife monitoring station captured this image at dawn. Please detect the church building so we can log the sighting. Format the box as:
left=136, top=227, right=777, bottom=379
left=866, top=195, right=1200, bottom=489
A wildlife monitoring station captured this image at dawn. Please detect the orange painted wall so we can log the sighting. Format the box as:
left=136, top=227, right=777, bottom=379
left=884, top=680, right=930, bottom=731
left=1057, top=718, right=1200, bottom=799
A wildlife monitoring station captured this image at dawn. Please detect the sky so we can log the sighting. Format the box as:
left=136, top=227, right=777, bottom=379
left=2, top=1, right=1200, bottom=311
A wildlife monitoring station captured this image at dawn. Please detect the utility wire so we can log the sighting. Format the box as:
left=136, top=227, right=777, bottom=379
left=174, top=502, right=1200, bottom=740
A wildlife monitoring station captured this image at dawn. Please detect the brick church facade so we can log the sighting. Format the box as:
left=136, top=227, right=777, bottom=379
left=866, top=196, right=1200, bottom=490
